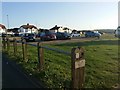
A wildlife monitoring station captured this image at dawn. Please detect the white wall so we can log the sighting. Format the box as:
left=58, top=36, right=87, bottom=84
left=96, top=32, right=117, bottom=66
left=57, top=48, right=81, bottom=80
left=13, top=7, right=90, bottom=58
left=0, top=27, right=6, bottom=34
left=18, top=27, right=38, bottom=35
left=58, top=27, right=72, bottom=33
left=50, top=27, right=72, bottom=33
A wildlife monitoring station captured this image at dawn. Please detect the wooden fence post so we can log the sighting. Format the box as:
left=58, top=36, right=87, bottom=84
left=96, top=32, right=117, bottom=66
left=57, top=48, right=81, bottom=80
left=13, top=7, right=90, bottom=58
left=6, top=37, right=10, bottom=53
left=22, top=40, right=28, bottom=62
left=2, top=37, right=6, bottom=50
left=13, top=38, right=17, bottom=55
left=37, top=42, right=44, bottom=70
left=71, top=47, right=85, bottom=89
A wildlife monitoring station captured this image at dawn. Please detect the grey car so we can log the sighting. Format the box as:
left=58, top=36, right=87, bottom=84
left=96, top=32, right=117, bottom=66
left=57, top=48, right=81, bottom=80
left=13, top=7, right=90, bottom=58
left=85, top=31, right=101, bottom=38
left=21, top=33, right=36, bottom=41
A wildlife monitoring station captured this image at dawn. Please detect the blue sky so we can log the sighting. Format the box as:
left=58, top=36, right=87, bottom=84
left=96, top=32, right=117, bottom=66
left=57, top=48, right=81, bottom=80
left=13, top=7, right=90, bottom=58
left=2, top=2, right=118, bottom=30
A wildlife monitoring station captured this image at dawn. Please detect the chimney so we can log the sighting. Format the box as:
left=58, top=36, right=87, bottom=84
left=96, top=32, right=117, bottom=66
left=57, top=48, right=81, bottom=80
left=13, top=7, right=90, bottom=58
left=27, top=23, right=29, bottom=26
left=55, top=25, right=57, bottom=27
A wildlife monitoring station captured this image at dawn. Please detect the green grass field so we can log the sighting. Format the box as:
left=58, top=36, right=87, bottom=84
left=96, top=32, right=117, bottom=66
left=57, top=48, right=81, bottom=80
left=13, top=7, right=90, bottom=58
left=3, top=34, right=119, bottom=89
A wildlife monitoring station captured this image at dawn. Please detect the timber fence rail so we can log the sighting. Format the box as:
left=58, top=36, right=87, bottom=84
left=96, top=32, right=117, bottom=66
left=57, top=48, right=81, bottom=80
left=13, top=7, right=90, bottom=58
left=2, top=37, right=86, bottom=89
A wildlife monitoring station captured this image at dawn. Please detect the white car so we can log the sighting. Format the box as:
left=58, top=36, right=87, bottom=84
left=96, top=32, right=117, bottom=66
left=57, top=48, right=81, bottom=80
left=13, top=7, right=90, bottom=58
left=71, top=33, right=80, bottom=37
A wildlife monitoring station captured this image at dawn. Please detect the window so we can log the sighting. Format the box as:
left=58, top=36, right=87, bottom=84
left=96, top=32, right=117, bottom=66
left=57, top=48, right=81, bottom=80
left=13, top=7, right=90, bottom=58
left=21, top=29, right=24, bottom=32
left=25, top=29, right=28, bottom=32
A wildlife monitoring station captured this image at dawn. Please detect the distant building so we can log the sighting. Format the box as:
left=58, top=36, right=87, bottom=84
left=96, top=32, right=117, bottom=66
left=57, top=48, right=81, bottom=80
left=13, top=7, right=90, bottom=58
left=7, top=28, right=19, bottom=36
left=38, top=29, right=49, bottom=33
left=0, top=24, right=6, bottom=35
left=72, top=29, right=77, bottom=33
left=50, top=25, right=72, bottom=33
left=18, top=23, right=38, bottom=35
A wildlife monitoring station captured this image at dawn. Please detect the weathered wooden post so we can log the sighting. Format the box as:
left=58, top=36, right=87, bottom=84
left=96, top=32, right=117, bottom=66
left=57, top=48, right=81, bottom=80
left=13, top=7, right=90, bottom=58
left=37, top=42, right=44, bottom=70
left=6, top=37, right=10, bottom=53
left=22, top=39, right=28, bottom=62
left=13, top=38, right=17, bottom=55
left=71, top=47, right=85, bottom=89
left=2, top=37, right=6, bottom=50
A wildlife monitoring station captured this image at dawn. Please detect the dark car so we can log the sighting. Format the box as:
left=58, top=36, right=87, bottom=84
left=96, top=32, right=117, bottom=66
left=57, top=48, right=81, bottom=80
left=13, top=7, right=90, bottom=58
left=55, top=32, right=71, bottom=40
left=40, top=31, right=56, bottom=41
left=21, top=33, right=36, bottom=41
left=1, top=33, right=7, bottom=37
left=85, top=31, right=101, bottom=38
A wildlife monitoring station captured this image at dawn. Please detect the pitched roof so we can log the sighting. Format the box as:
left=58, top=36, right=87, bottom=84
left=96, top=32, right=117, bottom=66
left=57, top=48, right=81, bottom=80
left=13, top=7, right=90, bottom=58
left=63, top=27, right=70, bottom=30
left=50, top=25, right=71, bottom=31
left=0, top=24, right=6, bottom=29
left=7, top=28, right=19, bottom=33
left=49, top=25, right=61, bottom=30
left=20, top=24, right=37, bottom=29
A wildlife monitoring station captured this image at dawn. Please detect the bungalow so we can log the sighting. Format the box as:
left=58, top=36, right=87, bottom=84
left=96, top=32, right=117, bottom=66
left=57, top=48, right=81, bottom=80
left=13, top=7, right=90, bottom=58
left=0, top=24, right=6, bottom=35
left=50, top=25, right=72, bottom=33
left=18, top=23, right=38, bottom=36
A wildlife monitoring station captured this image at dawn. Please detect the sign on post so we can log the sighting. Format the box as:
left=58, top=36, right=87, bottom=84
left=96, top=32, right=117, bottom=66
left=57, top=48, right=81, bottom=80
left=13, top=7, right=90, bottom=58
left=37, top=42, right=44, bottom=70
left=71, top=47, right=85, bottom=89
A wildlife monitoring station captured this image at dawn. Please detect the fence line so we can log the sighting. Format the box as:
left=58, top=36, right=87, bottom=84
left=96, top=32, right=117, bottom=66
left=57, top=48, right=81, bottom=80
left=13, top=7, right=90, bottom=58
left=2, top=37, right=85, bottom=89
left=22, top=42, right=71, bottom=55
left=41, top=46, right=71, bottom=56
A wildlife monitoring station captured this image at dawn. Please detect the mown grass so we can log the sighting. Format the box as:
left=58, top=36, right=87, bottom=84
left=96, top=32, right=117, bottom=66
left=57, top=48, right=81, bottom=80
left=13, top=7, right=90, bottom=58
left=45, top=39, right=119, bottom=88
left=2, top=34, right=119, bottom=89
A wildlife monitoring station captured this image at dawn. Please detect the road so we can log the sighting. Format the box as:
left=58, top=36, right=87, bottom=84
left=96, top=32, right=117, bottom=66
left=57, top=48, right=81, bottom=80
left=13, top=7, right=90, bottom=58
left=2, top=52, right=43, bottom=89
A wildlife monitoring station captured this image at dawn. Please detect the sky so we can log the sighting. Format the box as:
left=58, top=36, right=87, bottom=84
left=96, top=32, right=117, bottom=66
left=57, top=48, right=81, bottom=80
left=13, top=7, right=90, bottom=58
left=1, top=1, right=118, bottom=30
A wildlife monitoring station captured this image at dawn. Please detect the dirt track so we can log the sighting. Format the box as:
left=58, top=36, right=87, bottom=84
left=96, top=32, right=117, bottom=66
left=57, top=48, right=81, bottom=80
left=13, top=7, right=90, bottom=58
left=7, top=36, right=99, bottom=45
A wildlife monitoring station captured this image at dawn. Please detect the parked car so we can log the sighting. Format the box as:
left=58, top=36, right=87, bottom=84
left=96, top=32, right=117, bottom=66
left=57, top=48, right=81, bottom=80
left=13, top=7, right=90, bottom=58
left=55, top=32, right=71, bottom=40
left=40, top=31, right=56, bottom=41
left=36, top=33, right=40, bottom=38
left=71, top=33, right=80, bottom=37
left=0, top=33, right=7, bottom=37
left=115, top=26, right=120, bottom=38
left=21, top=33, right=36, bottom=41
left=85, top=31, right=101, bottom=38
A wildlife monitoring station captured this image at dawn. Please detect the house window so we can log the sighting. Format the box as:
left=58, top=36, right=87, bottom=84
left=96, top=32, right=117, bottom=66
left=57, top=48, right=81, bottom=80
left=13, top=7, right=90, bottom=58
left=21, top=29, right=24, bottom=32
left=25, top=29, right=28, bottom=32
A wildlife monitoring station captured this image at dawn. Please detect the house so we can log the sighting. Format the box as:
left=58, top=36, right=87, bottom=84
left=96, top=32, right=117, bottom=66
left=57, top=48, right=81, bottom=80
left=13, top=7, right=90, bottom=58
left=8, top=28, right=19, bottom=33
left=7, top=28, right=19, bottom=36
left=0, top=24, right=6, bottom=35
left=18, top=23, right=38, bottom=36
left=38, top=28, right=49, bottom=33
left=50, top=25, right=72, bottom=33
